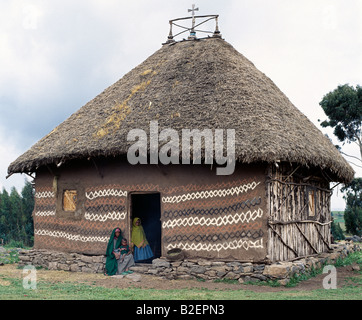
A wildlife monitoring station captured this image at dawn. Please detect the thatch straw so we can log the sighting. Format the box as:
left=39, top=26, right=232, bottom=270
left=8, top=38, right=354, bottom=182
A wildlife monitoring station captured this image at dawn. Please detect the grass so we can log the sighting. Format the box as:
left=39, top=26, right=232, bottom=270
left=334, top=250, right=362, bottom=267
left=332, top=211, right=346, bottom=231
left=0, top=249, right=360, bottom=300
left=286, top=251, right=361, bottom=288
left=0, top=248, right=20, bottom=265
left=0, top=275, right=360, bottom=300
left=286, top=265, right=323, bottom=288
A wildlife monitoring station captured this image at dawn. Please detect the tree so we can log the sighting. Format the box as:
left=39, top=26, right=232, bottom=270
left=0, top=191, right=4, bottom=244
left=341, top=178, right=362, bottom=236
left=319, top=84, right=362, bottom=161
left=0, top=181, right=35, bottom=247
left=331, top=221, right=345, bottom=241
left=320, top=84, right=362, bottom=237
left=21, top=180, right=35, bottom=245
left=9, top=187, right=24, bottom=241
left=0, top=189, right=11, bottom=243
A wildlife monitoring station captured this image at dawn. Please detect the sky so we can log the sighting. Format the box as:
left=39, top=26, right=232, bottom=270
left=0, top=0, right=361, bottom=210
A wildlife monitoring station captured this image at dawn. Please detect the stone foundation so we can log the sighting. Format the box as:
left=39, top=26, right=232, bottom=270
left=18, top=250, right=106, bottom=274
left=18, top=242, right=360, bottom=285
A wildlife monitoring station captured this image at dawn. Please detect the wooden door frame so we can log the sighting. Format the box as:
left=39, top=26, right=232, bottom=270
left=127, top=191, right=163, bottom=258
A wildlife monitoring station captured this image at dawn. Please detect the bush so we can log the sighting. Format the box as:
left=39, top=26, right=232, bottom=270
left=344, top=206, right=362, bottom=237
left=331, top=221, right=345, bottom=240
left=4, top=239, right=25, bottom=249
left=341, top=178, right=362, bottom=237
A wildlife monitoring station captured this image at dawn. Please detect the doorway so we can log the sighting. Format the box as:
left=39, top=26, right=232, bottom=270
left=130, top=193, right=162, bottom=262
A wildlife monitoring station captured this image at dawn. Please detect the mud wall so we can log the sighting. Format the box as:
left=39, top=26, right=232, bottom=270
left=33, top=158, right=267, bottom=261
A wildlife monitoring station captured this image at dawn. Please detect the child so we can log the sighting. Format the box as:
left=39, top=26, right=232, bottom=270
left=118, top=238, right=135, bottom=275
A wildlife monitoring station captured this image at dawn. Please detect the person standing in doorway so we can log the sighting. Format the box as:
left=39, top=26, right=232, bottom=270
left=131, top=217, right=154, bottom=262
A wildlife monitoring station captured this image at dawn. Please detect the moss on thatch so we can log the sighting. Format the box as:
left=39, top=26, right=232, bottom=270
left=8, top=38, right=354, bottom=182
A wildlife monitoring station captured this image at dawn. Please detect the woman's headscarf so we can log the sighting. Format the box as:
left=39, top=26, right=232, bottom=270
left=131, top=217, right=149, bottom=248
left=105, top=227, right=123, bottom=276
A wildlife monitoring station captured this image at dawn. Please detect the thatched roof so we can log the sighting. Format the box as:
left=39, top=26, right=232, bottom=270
left=8, top=37, right=354, bottom=182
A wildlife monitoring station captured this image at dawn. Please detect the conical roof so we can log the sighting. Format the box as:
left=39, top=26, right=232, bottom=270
left=8, top=37, right=354, bottom=182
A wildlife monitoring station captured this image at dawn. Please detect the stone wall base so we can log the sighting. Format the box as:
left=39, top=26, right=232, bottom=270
left=18, top=242, right=360, bottom=285
left=18, top=250, right=106, bottom=274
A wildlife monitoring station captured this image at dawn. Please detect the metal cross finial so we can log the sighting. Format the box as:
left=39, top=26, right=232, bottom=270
left=188, top=4, right=199, bottom=17
left=188, top=4, right=199, bottom=34
left=163, top=7, right=222, bottom=44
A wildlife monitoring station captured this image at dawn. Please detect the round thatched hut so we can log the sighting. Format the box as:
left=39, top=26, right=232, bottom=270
left=8, top=17, right=353, bottom=263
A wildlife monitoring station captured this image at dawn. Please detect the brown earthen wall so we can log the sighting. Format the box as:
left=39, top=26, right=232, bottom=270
left=33, top=159, right=267, bottom=261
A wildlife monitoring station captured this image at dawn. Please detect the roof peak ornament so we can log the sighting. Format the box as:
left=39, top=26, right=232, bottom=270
left=188, top=4, right=199, bottom=39
left=165, top=5, right=222, bottom=44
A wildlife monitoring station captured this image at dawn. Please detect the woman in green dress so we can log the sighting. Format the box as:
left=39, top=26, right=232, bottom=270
left=105, top=227, right=123, bottom=276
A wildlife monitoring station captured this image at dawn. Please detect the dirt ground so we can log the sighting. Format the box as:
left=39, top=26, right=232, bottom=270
left=1, top=263, right=360, bottom=293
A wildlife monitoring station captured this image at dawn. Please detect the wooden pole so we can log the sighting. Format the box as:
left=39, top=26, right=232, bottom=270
left=295, top=223, right=319, bottom=254
left=268, top=223, right=298, bottom=257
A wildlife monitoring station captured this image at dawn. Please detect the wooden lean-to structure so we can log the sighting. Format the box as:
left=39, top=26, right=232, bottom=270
left=267, top=163, right=338, bottom=262
left=8, top=11, right=353, bottom=263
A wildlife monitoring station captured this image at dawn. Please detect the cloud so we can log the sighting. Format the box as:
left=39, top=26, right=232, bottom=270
left=0, top=0, right=360, bottom=209
left=0, top=125, right=29, bottom=192
left=0, top=0, right=175, bottom=147
left=0, top=2, right=62, bottom=148
left=22, top=4, right=43, bottom=30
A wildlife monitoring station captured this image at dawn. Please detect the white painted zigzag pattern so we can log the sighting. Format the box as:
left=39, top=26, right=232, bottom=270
left=85, top=189, right=127, bottom=200
left=166, top=239, right=263, bottom=252
left=162, top=208, right=263, bottom=229
left=35, top=229, right=108, bottom=243
left=35, top=191, right=55, bottom=199
left=35, top=211, right=56, bottom=217
left=162, top=181, right=260, bottom=204
left=84, top=211, right=127, bottom=222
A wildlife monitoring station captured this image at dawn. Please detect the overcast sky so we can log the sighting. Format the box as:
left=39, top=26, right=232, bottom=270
left=0, top=0, right=361, bottom=210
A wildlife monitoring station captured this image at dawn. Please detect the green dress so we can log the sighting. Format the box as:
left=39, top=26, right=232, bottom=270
left=105, top=228, right=123, bottom=276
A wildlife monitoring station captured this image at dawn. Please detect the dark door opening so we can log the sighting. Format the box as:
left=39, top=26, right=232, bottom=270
left=130, top=193, right=162, bottom=262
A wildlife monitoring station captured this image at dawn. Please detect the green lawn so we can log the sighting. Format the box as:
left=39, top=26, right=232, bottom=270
left=0, top=248, right=360, bottom=300
left=0, top=275, right=361, bottom=300
left=0, top=275, right=360, bottom=300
